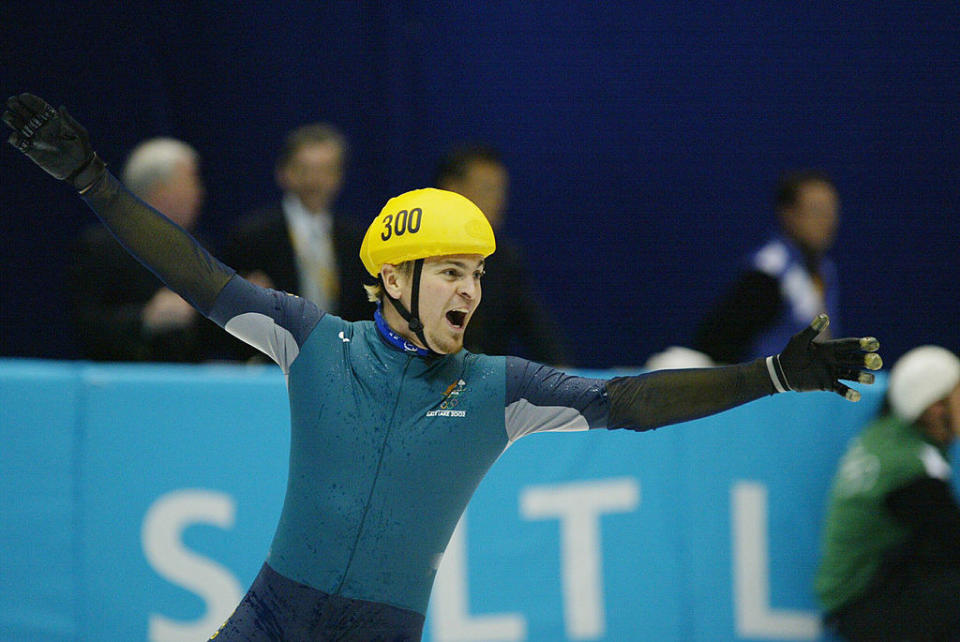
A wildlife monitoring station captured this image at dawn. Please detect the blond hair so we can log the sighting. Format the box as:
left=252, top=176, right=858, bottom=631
left=362, top=261, right=413, bottom=302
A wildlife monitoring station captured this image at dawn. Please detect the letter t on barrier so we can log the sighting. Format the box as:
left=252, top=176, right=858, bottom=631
left=520, top=478, right=640, bottom=640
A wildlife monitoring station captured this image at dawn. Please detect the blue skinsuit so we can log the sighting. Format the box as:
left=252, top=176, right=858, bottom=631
left=209, top=276, right=608, bottom=619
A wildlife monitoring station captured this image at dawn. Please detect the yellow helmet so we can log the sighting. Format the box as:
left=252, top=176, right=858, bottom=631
left=360, top=188, right=496, bottom=277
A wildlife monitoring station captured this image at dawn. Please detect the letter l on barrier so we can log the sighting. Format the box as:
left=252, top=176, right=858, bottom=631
left=732, top=481, right=821, bottom=639
left=431, top=512, right=527, bottom=641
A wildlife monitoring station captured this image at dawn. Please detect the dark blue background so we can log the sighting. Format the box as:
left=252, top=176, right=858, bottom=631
left=2, top=2, right=957, bottom=367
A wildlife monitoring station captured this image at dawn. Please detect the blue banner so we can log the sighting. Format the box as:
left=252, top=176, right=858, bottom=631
left=4, top=359, right=953, bottom=641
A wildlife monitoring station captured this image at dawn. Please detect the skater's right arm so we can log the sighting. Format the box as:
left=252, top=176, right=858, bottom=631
left=3, top=93, right=322, bottom=369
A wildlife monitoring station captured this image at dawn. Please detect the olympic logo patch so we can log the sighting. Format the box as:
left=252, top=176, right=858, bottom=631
left=426, top=379, right=467, bottom=418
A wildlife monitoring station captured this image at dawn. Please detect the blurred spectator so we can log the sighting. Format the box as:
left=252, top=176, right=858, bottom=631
left=222, top=123, right=369, bottom=320
left=436, top=144, right=568, bottom=364
left=693, top=170, right=841, bottom=363
left=816, top=345, right=960, bottom=641
left=68, top=137, right=218, bottom=361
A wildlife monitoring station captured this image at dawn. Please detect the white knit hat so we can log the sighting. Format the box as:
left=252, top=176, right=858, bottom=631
left=888, top=345, right=960, bottom=423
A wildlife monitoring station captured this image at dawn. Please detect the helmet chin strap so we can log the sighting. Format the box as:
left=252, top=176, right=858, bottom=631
left=384, top=259, right=439, bottom=355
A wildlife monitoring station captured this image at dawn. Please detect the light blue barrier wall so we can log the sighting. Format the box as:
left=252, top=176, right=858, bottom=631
left=1, top=359, right=953, bottom=641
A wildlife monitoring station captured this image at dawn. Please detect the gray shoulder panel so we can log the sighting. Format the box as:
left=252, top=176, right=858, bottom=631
left=208, top=275, right=323, bottom=370
left=504, top=356, right=609, bottom=442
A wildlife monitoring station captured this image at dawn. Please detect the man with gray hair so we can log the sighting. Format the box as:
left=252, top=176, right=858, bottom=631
left=68, top=136, right=216, bottom=361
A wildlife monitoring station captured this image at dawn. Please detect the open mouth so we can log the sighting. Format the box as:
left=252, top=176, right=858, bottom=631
left=445, top=310, right=467, bottom=329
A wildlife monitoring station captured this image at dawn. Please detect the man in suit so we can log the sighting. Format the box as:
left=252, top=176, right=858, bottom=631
left=223, top=123, right=370, bottom=324
left=435, top=144, right=569, bottom=364
left=68, top=137, right=219, bottom=361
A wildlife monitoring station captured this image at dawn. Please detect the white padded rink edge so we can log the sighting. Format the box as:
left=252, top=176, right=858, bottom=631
left=225, top=312, right=300, bottom=373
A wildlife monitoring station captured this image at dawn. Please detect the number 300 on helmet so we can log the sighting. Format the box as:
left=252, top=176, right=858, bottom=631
left=360, top=188, right=496, bottom=277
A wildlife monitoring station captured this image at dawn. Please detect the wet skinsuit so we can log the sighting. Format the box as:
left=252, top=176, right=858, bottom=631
left=77, top=172, right=782, bottom=641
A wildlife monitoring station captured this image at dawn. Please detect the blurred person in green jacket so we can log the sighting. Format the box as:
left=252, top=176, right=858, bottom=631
left=816, top=345, right=960, bottom=641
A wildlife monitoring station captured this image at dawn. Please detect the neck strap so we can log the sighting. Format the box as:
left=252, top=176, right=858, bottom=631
left=382, top=258, right=438, bottom=354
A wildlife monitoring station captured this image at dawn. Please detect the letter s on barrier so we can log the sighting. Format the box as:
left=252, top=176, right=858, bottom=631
left=142, top=489, right=244, bottom=642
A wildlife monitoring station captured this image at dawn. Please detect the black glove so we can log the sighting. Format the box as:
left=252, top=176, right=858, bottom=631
left=768, top=313, right=882, bottom=402
left=3, top=93, right=105, bottom=191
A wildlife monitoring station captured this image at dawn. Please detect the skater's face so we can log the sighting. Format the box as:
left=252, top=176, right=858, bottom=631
left=382, top=254, right=484, bottom=354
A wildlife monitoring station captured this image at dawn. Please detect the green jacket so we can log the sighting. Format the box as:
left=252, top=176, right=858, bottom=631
left=815, top=415, right=952, bottom=612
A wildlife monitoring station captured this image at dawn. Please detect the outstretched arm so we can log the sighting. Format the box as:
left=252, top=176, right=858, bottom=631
left=79, top=171, right=233, bottom=314
left=3, top=94, right=233, bottom=314
left=3, top=93, right=233, bottom=315
left=5, top=93, right=328, bottom=370
left=503, top=314, right=881, bottom=440
left=607, top=314, right=882, bottom=430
